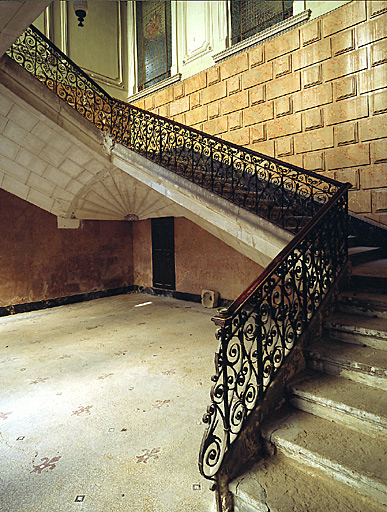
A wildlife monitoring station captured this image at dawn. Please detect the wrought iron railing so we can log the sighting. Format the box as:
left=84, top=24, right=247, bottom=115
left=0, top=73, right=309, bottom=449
left=7, top=25, right=341, bottom=235
left=198, top=183, right=349, bottom=479
left=7, top=24, right=350, bottom=487
left=6, top=25, right=113, bottom=132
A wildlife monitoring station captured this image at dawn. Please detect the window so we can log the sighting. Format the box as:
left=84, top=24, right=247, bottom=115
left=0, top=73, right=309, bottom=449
left=231, top=1, right=293, bottom=45
left=136, top=1, right=172, bottom=91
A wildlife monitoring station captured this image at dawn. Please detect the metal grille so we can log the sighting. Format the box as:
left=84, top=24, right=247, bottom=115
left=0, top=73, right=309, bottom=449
left=6, top=25, right=112, bottom=133
left=110, top=103, right=340, bottom=235
left=231, top=0, right=293, bottom=45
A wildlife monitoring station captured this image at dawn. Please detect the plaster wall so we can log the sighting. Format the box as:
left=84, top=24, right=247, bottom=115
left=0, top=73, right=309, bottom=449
left=34, top=1, right=128, bottom=100
left=132, top=217, right=264, bottom=301
left=132, top=0, right=387, bottom=228
left=174, top=217, right=264, bottom=300
left=0, top=189, right=134, bottom=306
left=132, top=219, right=153, bottom=288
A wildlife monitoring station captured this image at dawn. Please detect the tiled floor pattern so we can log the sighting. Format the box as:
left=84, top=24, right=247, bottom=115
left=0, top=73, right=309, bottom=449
left=0, top=293, right=217, bottom=511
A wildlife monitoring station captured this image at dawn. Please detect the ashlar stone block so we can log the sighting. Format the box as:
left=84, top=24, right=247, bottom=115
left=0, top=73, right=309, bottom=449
left=244, top=102, right=274, bottom=127
left=360, top=113, right=387, bottom=141
left=332, top=29, right=355, bottom=57
left=294, top=127, right=333, bottom=153
left=2, top=174, right=30, bottom=200
left=349, top=189, right=371, bottom=213
left=324, top=48, right=367, bottom=82
left=359, top=64, right=387, bottom=93
left=325, top=143, right=370, bottom=170
left=267, top=73, right=301, bottom=100
left=336, top=122, right=359, bottom=146
left=334, top=76, right=357, bottom=101
left=301, top=20, right=321, bottom=46
left=357, top=13, right=387, bottom=46
left=325, top=96, right=368, bottom=125
left=371, top=138, right=387, bottom=163
left=267, top=113, right=301, bottom=139
left=323, top=0, right=366, bottom=37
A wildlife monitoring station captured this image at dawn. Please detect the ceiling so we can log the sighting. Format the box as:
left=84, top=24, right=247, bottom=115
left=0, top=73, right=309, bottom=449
left=0, top=1, right=50, bottom=57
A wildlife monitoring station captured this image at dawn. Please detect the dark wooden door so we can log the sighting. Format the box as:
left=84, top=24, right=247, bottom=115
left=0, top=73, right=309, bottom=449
left=151, top=217, right=176, bottom=290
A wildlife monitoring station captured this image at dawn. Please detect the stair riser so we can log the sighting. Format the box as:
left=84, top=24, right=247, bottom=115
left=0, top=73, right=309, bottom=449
left=349, top=249, right=382, bottom=266
left=234, top=495, right=267, bottom=512
left=338, top=303, right=387, bottom=320
left=350, top=276, right=387, bottom=295
left=324, top=329, right=387, bottom=351
left=307, top=358, right=387, bottom=391
left=268, top=436, right=387, bottom=507
left=290, top=394, right=387, bottom=438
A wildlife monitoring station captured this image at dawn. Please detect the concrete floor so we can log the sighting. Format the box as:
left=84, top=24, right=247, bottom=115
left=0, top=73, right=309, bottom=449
left=0, top=293, right=218, bottom=512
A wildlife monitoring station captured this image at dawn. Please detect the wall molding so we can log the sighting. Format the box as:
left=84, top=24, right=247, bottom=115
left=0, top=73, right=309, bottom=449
left=181, top=1, right=212, bottom=66
left=127, top=73, right=181, bottom=103
left=60, top=0, right=125, bottom=90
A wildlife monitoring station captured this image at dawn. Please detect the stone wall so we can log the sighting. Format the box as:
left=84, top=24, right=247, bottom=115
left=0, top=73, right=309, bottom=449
left=0, top=189, right=134, bottom=306
left=133, top=1, right=387, bottom=227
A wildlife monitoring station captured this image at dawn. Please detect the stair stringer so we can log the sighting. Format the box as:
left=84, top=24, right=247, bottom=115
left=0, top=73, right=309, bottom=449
left=110, top=144, right=292, bottom=267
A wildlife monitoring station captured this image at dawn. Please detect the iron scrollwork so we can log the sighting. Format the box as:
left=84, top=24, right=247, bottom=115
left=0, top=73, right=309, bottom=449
left=7, top=25, right=112, bottom=132
left=113, top=102, right=341, bottom=235
left=198, top=189, right=349, bottom=479
left=8, top=25, right=341, bottom=236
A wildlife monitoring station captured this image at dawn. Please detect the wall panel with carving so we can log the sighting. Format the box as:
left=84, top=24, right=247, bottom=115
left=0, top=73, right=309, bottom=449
left=34, top=1, right=128, bottom=100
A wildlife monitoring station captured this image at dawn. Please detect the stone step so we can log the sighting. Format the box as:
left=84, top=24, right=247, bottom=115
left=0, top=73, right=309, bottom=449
left=289, top=371, right=387, bottom=437
left=338, top=291, right=387, bottom=320
left=262, top=410, right=387, bottom=507
left=324, top=313, right=387, bottom=351
left=349, top=246, right=383, bottom=266
left=351, top=259, right=387, bottom=294
left=306, top=337, right=387, bottom=390
left=230, top=453, right=385, bottom=512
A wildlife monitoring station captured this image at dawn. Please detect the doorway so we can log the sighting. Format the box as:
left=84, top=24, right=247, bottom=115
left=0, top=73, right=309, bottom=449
left=151, top=217, right=176, bottom=290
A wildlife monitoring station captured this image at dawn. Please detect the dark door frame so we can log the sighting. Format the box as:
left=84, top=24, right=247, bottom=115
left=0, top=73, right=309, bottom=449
left=151, top=217, right=176, bottom=290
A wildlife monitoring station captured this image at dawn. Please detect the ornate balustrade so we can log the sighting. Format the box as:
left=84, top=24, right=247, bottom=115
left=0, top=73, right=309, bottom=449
left=8, top=25, right=341, bottom=235
left=198, top=184, right=349, bottom=479
left=7, top=24, right=350, bottom=489
left=6, top=25, right=112, bottom=132
left=111, top=101, right=340, bottom=234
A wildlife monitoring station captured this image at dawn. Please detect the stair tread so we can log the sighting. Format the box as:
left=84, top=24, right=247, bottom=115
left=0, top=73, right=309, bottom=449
left=231, top=454, right=385, bottom=512
left=290, top=371, right=387, bottom=421
left=325, top=312, right=387, bottom=337
left=352, top=259, right=387, bottom=277
left=308, top=337, right=387, bottom=375
left=349, top=246, right=382, bottom=255
left=263, top=410, right=387, bottom=486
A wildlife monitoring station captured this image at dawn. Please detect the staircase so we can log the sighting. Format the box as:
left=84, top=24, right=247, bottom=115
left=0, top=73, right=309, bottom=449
left=6, top=24, right=386, bottom=512
left=229, top=240, right=387, bottom=511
